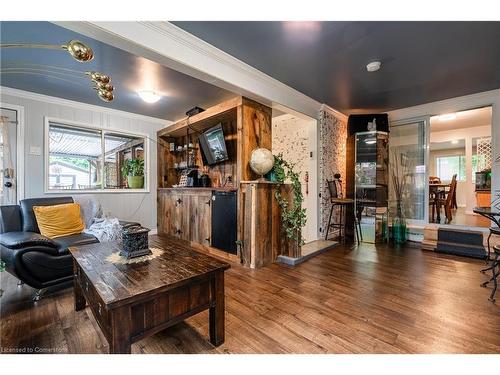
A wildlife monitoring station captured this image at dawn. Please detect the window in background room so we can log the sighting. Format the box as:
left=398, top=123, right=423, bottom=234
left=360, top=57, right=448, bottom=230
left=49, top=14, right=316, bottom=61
left=436, top=155, right=466, bottom=181
left=47, top=121, right=146, bottom=191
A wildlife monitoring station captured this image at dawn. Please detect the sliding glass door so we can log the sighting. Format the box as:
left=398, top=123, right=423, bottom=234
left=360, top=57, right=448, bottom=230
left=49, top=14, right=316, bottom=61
left=389, top=118, right=429, bottom=226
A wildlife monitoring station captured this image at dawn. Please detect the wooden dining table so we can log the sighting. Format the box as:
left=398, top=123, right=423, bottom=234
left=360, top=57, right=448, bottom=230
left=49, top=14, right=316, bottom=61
left=429, top=183, right=451, bottom=222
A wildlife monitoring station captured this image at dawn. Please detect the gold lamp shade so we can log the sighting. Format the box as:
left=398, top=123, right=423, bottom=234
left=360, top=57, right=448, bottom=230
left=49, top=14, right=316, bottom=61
left=96, top=82, right=114, bottom=92
left=97, top=89, right=114, bottom=102
left=62, top=40, right=94, bottom=62
left=86, top=71, right=110, bottom=84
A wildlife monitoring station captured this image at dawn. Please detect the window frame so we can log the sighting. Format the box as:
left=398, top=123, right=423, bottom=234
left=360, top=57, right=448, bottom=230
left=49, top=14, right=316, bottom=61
left=44, top=117, right=150, bottom=194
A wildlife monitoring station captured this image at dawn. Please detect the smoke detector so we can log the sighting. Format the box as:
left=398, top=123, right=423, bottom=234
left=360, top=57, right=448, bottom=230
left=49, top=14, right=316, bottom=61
left=366, top=61, right=381, bottom=72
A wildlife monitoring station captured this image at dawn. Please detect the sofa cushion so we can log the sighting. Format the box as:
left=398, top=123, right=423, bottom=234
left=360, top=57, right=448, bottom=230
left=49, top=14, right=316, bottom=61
left=0, top=231, right=58, bottom=249
left=33, top=203, right=85, bottom=238
left=53, top=232, right=99, bottom=254
left=20, top=197, right=74, bottom=233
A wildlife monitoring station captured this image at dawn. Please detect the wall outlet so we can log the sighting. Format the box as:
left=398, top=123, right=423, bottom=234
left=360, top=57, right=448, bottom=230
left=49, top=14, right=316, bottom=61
left=29, top=146, right=42, bottom=156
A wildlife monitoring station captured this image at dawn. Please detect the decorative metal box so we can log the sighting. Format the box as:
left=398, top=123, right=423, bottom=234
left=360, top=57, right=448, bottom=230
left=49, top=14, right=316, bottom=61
left=120, top=226, right=151, bottom=259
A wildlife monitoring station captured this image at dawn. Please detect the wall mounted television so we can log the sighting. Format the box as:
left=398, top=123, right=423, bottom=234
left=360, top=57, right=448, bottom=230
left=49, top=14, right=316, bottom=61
left=198, top=123, right=229, bottom=165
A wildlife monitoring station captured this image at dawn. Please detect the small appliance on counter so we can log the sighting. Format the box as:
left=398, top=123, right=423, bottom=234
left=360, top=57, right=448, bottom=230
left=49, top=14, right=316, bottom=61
left=186, top=169, right=200, bottom=187
left=199, top=173, right=211, bottom=187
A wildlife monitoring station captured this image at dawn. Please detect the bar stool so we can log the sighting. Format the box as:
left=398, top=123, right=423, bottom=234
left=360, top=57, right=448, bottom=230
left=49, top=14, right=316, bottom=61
left=481, top=245, right=500, bottom=303
left=325, top=175, right=362, bottom=243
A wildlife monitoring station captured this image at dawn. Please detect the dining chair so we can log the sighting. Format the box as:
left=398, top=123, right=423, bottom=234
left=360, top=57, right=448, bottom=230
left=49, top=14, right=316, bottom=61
left=435, top=174, right=457, bottom=223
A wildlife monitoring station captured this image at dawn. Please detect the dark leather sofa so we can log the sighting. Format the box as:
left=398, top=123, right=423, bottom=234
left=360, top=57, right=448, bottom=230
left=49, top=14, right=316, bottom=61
left=0, top=197, right=138, bottom=298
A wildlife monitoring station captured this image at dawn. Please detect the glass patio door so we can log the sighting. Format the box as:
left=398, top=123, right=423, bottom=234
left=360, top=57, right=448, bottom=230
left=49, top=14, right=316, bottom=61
left=389, top=118, right=429, bottom=226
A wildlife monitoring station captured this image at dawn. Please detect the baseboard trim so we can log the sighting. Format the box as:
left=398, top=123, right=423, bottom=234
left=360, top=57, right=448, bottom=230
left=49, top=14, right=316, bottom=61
left=277, top=241, right=339, bottom=266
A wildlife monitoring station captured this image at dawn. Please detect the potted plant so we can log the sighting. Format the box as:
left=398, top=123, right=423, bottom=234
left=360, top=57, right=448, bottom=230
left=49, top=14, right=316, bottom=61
left=273, top=154, right=307, bottom=246
left=121, top=158, right=145, bottom=189
left=390, top=150, right=412, bottom=244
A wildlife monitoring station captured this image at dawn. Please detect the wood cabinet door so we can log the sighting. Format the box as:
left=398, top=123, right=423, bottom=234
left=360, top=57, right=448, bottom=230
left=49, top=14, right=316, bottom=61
left=186, top=194, right=211, bottom=246
left=163, top=193, right=176, bottom=237
left=172, top=194, right=186, bottom=240
left=197, top=194, right=212, bottom=247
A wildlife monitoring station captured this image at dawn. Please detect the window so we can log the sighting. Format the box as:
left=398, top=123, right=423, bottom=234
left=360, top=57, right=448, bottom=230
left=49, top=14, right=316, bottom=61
left=436, top=154, right=481, bottom=183
left=46, top=120, right=147, bottom=191
left=436, top=155, right=466, bottom=181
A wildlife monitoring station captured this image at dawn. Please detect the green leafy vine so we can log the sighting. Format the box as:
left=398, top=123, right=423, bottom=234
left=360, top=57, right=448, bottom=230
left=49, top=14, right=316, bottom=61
left=273, top=154, right=306, bottom=245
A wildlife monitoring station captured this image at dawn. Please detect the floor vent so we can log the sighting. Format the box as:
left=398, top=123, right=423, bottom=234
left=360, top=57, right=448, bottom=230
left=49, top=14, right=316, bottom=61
left=436, top=227, right=486, bottom=259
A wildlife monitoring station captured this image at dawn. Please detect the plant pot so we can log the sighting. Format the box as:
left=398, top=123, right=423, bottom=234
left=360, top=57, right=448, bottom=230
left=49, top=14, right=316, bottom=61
left=127, top=175, right=144, bottom=189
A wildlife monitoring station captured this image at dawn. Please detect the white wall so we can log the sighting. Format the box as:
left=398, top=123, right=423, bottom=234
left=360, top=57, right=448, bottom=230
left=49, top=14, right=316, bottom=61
left=272, top=114, right=318, bottom=243
left=1, top=87, right=170, bottom=229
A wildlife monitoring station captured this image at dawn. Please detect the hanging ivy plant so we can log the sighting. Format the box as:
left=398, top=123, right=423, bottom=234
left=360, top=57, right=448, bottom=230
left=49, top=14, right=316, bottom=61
left=273, top=153, right=306, bottom=245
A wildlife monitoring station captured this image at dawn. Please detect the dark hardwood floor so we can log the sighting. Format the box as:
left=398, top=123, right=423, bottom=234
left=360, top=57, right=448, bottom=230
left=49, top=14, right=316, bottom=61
left=1, top=238, right=499, bottom=354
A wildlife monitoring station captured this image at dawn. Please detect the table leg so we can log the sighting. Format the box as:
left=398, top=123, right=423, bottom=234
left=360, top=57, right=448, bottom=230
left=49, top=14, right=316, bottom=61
left=436, top=201, right=441, bottom=223
left=74, top=267, right=86, bottom=311
left=209, top=271, right=225, bottom=347
left=110, top=305, right=132, bottom=354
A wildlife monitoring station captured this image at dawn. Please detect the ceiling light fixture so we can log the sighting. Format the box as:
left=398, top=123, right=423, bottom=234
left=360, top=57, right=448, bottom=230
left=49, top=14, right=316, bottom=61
left=451, top=140, right=459, bottom=144
left=366, top=61, right=381, bottom=72
left=138, top=90, right=161, bottom=104
left=438, top=113, right=457, bottom=121
left=0, top=40, right=94, bottom=62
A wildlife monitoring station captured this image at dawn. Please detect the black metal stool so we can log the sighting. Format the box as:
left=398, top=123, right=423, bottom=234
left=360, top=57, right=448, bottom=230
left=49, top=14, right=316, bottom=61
left=325, top=176, right=362, bottom=243
left=481, top=245, right=500, bottom=303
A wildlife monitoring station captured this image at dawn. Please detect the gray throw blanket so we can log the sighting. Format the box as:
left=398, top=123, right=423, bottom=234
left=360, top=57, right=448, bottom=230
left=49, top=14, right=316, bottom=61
left=83, top=217, right=122, bottom=243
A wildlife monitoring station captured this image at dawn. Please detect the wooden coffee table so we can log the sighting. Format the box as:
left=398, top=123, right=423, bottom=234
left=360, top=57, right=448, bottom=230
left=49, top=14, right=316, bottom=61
left=69, top=236, right=230, bottom=354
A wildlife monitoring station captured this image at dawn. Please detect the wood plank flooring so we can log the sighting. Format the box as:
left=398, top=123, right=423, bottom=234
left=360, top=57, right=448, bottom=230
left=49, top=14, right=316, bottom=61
left=1, top=238, right=499, bottom=354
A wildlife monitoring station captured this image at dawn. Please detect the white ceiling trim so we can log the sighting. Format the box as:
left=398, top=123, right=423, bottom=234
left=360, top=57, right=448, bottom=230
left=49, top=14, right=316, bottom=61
left=54, top=21, right=344, bottom=120
left=387, top=89, right=500, bottom=121
left=0, top=86, right=172, bottom=126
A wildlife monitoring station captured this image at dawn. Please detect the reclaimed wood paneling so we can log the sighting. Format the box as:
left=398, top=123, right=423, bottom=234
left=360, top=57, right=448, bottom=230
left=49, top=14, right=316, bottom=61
left=241, top=182, right=300, bottom=268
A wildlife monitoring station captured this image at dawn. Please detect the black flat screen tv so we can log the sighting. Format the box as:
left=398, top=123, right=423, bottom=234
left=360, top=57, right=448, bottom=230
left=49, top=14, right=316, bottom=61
left=198, top=123, right=229, bottom=165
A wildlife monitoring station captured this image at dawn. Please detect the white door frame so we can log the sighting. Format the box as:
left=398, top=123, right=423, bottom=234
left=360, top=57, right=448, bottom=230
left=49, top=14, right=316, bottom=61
left=0, top=102, right=25, bottom=202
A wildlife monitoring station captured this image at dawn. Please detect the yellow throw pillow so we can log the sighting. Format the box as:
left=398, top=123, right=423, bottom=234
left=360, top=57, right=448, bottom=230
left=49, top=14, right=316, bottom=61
left=33, top=203, right=85, bottom=239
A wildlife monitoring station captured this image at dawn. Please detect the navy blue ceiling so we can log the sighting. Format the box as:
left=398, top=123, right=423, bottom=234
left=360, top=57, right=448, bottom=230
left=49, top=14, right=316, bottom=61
left=0, top=22, right=234, bottom=121
left=174, top=21, right=500, bottom=113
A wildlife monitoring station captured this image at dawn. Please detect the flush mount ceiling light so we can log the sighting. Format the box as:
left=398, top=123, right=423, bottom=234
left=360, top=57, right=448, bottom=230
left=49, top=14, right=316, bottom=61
left=451, top=140, right=459, bottom=144
left=138, top=90, right=161, bottom=104
left=366, top=61, right=381, bottom=72
left=438, top=113, right=457, bottom=121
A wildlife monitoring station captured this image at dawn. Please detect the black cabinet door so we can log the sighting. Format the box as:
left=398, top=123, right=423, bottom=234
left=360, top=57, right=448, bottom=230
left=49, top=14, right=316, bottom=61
left=211, top=191, right=237, bottom=254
